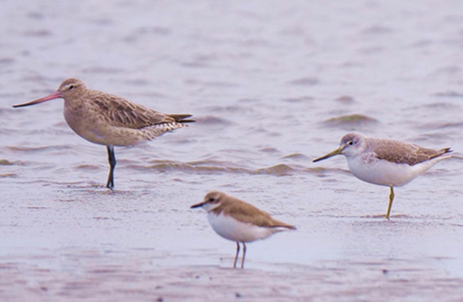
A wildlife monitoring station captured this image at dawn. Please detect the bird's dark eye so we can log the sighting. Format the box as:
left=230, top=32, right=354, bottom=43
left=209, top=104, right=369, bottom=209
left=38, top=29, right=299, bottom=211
left=69, top=85, right=75, bottom=90
left=348, top=141, right=354, bottom=145
left=208, top=198, right=215, bottom=202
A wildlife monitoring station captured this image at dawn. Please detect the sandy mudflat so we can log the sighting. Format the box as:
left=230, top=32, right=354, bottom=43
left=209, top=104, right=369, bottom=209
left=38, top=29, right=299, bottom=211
left=2, top=255, right=463, bottom=302
left=2, top=0, right=463, bottom=301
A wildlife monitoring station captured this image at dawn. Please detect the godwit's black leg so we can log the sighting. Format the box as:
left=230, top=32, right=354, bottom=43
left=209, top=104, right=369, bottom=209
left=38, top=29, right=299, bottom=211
left=106, top=145, right=116, bottom=189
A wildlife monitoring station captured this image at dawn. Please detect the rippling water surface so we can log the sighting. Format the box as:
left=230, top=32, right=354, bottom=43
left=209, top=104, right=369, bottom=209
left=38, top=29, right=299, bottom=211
left=1, top=0, right=463, bottom=301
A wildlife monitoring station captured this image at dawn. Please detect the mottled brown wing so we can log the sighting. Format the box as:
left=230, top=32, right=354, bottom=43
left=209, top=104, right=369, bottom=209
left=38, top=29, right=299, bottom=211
left=370, top=138, right=450, bottom=166
left=219, top=197, right=296, bottom=229
left=91, top=93, right=188, bottom=129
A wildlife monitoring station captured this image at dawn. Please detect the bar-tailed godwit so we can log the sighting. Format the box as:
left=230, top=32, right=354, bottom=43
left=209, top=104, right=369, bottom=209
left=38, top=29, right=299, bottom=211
left=13, top=78, right=194, bottom=189
left=313, top=132, right=452, bottom=219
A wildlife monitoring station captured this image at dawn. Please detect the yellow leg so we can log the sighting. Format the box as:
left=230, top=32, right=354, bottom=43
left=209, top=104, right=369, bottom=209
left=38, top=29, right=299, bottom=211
left=386, top=187, right=394, bottom=220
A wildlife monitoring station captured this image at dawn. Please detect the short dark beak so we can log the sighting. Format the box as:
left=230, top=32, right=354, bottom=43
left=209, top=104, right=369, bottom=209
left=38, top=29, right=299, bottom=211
left=190, top=202, right=206, bottom=209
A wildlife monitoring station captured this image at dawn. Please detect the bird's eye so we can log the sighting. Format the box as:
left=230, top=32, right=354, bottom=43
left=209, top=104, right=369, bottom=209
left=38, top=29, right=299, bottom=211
left=208, top=198, right=215, bottom=202
left=348, top=141, right=354, bottom=145
left=69, top=85, right=75, bottom=90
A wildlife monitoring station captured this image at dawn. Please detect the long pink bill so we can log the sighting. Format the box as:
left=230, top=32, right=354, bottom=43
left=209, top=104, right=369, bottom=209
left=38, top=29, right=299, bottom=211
left=12, top=91, right=62, bottom=108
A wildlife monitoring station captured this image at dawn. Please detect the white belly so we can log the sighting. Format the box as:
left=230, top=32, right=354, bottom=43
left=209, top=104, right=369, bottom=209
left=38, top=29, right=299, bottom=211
left=346, top=156, right=438, bottom=187
left=207, top=212, right=280, bottom=243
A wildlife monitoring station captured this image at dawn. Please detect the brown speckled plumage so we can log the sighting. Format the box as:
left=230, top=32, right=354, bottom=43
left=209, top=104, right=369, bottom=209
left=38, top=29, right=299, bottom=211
left=56, top=78, right=194, bottom=146
left=13, top=78, right=194, bottom=189
left=344, top=134, right=452, bottom=166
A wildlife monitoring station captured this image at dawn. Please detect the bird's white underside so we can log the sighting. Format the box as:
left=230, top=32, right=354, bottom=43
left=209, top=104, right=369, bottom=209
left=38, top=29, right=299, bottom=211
left=345, top=152, right=451, bottom=187
left=207, top=212, right=284, bottom=243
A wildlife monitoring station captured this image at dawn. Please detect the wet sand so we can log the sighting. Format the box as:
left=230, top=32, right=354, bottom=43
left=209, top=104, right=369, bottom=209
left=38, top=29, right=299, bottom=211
left=2, top=0, right=463, bottom=301
left=3, top=261, right=463, bottom=302
left=2, top=180, right=463, bottom=301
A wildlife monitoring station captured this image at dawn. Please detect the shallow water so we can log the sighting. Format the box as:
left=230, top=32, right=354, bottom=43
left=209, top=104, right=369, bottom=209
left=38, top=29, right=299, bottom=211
left=1, top=0, right=463, bottom=301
